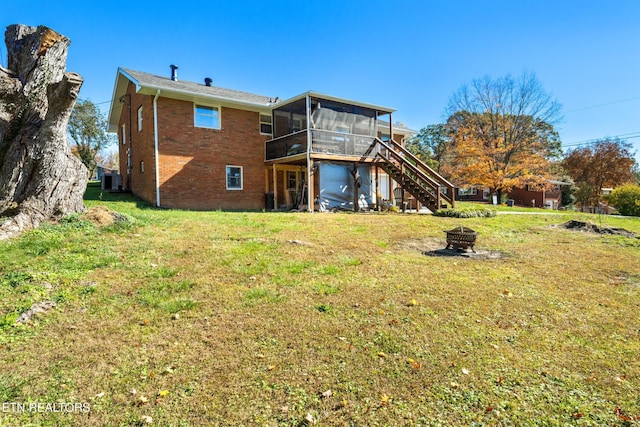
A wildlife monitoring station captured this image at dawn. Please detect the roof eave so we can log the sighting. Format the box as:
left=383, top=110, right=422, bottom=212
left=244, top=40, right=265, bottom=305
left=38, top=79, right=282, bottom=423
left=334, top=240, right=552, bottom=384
left=107, top=68, right=141, bottom=132
left=273, top=91, right=396, bottom=115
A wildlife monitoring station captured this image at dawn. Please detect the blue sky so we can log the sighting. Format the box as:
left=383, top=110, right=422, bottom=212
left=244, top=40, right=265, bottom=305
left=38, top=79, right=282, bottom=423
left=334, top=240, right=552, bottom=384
left=2, top=0, right=639, bottom=160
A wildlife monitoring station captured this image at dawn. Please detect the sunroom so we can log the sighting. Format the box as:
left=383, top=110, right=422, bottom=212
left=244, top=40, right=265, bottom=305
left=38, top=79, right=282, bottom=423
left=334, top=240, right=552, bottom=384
left=264, top=92, right=396, bottom=212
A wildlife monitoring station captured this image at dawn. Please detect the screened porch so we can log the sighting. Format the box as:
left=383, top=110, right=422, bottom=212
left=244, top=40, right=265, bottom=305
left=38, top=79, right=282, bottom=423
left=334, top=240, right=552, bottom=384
left=264, top=93, right=395, bottom=162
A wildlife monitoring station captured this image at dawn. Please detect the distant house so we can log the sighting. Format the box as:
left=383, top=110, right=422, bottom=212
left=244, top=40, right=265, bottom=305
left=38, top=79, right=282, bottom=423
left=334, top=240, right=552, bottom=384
left=97, top=165, right=121, bottom=191
left=455, top=186, right=490, bottom=202
left=107, top=66, right=455, bottom=212
left=508, top=180, right=570, bottom=209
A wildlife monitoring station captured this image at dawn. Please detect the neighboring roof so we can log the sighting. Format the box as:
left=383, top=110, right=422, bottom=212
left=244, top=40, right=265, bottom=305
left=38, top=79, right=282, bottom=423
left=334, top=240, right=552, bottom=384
left=548, top=179, right=572, bottom=186
left=377, top=120, right=416, bottom=136
left=108, top=67, right=275, bottom=131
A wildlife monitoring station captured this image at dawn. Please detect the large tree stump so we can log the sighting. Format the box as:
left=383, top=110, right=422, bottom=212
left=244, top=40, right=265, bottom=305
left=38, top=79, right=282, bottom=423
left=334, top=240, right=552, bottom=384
left=0, top=24, right=88, bottom=240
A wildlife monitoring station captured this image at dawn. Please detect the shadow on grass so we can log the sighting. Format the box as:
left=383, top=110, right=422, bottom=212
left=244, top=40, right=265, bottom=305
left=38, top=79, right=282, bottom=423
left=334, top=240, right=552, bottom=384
left=83, top=181, right=154, bottom=210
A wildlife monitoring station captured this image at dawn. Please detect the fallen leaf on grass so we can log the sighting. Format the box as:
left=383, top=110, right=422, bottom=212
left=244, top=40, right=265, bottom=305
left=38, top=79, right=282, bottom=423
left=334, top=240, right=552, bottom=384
left=571, top=412, right=583, bottom=419
left=380, top=394, right=390, bottom=406
left=462, top=368, right=470, bottom=375
left=377, top=352, right=387, bottom=358
left=94, top=392, right=105, bottom=399
left=138, top=395, right=149, bottom=405
left=614, top=407, right=634, bottom=421
left=157, top=390, right=169, bottom=397
left=141, top=415, right=153, bottom=424
left=267, top=365, right=276, bottom=371
left=321, top=390, right=332, bottom=398
left=406, top=358, right=421, bottom=369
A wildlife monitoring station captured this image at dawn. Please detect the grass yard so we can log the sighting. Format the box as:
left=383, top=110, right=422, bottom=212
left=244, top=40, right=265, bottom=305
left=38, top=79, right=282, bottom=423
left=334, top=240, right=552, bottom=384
left=1, top=182, right=639, bottom=426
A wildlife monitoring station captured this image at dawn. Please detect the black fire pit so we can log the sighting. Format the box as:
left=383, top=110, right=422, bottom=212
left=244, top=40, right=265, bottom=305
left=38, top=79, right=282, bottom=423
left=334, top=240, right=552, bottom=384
left=445, top=226, right=477, bottom=253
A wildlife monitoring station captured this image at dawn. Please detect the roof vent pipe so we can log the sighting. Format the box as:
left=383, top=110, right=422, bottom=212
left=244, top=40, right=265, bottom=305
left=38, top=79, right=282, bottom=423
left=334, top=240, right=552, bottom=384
left=204, top=77, right=212, bottom=87
left=170, top=64, right=178, bottom=81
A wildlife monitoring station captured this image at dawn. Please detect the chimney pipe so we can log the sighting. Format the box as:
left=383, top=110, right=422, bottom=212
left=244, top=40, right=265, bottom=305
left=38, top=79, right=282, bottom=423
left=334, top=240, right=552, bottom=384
left=170, top=64, right=178, bottom=81
left=204, top=77, right=212, bottom=87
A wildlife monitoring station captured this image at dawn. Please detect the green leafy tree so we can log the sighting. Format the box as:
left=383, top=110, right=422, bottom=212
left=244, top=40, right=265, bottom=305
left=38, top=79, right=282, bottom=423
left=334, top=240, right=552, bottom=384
left=405, top=124, right=450, bottom=173
left=67, top=99, right=115, bottom=178
left=607, top=184, right=640, bottom=216
left=557, top=175, right=577, bottom=208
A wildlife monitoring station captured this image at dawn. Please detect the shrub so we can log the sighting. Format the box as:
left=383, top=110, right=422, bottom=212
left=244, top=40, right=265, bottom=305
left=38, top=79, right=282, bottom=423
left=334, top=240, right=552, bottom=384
left=433, top=208, right=497, bottom=218
left=607, top=184, right=640, bottom=216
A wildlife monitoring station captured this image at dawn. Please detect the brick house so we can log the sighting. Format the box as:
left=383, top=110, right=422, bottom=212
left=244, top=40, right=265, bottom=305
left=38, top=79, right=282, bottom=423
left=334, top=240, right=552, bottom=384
left=508, top=180, right=570, bottom=209
left=107, top=67, right=454, bottom=212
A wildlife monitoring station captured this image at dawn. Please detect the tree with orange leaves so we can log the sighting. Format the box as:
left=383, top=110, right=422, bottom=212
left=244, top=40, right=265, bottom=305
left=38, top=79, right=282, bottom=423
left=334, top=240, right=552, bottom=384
left=445, top=73, right=562, bottom=202
left=562, top=139, right=636, bottom=208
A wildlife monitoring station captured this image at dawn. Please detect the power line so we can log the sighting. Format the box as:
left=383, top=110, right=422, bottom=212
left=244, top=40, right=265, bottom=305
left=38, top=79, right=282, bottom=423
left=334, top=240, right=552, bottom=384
left=563, top=132, right=640, bottom=149
left=565, top=96, right=640, bottom=113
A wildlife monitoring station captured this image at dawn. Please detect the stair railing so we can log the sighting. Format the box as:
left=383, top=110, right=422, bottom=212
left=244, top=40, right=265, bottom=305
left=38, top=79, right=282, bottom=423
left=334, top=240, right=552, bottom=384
left=373, top=138, right=455, bottom=208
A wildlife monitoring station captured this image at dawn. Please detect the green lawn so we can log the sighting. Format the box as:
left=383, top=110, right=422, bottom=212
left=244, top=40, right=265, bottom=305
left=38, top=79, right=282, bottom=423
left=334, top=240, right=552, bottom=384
left=1, top=182, right=639, bottom=426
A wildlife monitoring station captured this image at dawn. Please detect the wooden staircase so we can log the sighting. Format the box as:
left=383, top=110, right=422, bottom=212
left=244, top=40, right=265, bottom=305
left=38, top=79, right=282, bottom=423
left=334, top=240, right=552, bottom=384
left=373, top=138, right=455, bottom=212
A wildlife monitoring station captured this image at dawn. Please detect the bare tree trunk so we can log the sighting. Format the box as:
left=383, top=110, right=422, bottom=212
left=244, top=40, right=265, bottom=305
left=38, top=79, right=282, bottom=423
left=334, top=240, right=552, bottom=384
left=0, top=24, right=87, bottom=240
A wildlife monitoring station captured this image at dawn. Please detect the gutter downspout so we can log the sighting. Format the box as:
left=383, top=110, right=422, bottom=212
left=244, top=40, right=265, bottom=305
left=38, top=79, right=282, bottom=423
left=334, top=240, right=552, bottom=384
left=306, top=94, right=313, bottom=212
left=153, top=90, right=161, bottom=207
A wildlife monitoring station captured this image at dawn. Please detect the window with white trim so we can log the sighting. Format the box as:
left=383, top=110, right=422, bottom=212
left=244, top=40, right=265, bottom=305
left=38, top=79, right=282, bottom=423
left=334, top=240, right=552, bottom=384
left=260, top=114, right=272, bottom=134
left=121, top=124, right=126, bottom=145
left=137, top=106, right=143, bottom=132
left=458, top=187, right=478, bottom=196
left=226, top=165, right=243, bottom=190
left=195, top=105, right=220, bottom=129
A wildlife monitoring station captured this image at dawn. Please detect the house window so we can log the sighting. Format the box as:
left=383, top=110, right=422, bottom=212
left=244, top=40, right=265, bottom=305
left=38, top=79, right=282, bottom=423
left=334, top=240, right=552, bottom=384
left=458, top=188, right=478, bottom=196
left=287, top=171, right=297, bottom=189
left=226, top=165, right=243, bottom=190
left=140, top=161, right=144, bottom=173
left=381, top=134, right=390, bottom=142
left=195, top=105, right=220, bottom=129
left=137, top=106, right=143, bottom=131
left=121, top=124, right=126, bottom=145
left=260, top=114, right=272, bottom=135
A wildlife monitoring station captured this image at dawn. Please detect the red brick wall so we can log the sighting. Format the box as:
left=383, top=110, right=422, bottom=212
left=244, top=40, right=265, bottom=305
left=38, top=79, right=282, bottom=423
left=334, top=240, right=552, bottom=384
left=156, top=99, right=269, bottom=210
left=117, top=88, right=270, bottom=210
left=117, top=83, right=158, bottom=206
left=509, top=187, right=544, bottom=207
